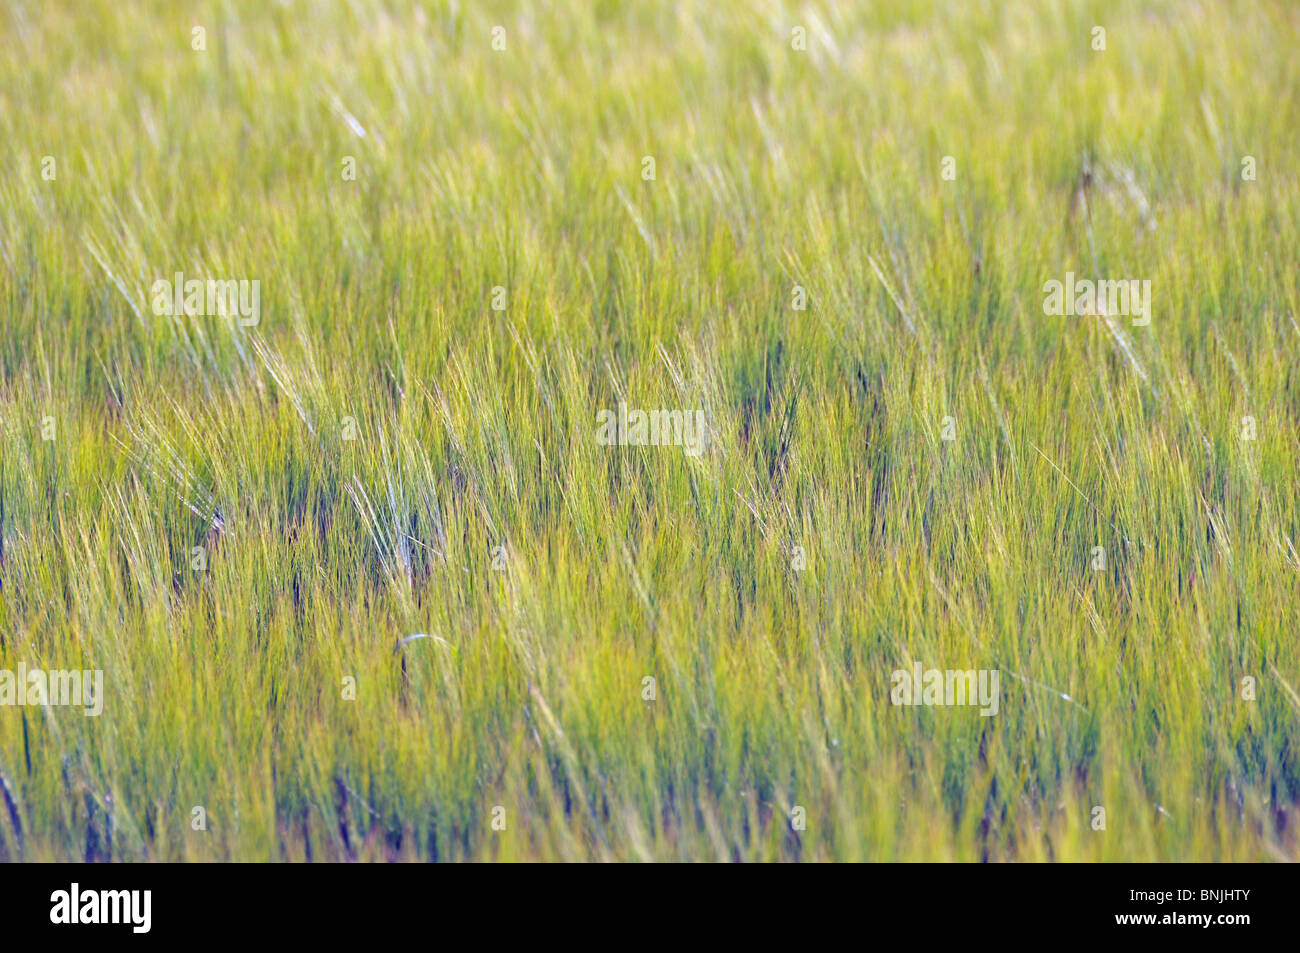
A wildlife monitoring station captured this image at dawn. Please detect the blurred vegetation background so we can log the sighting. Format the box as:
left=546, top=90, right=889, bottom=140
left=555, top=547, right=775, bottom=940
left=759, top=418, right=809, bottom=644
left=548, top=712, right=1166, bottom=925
left=0, top=0, right=1297, bottom=860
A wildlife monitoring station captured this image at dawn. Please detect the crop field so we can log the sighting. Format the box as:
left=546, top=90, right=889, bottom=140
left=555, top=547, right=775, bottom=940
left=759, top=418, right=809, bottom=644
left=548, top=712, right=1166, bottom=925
left=1, top=0, right=1298, bottom=862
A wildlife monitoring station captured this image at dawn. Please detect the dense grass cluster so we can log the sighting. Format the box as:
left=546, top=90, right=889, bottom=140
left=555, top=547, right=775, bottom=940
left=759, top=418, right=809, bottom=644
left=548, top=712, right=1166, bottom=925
left=1, top=0, right=1298, bottom=861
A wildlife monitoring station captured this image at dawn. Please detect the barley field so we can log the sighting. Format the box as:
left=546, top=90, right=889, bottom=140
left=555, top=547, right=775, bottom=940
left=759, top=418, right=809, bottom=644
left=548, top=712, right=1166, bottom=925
left=1, top=0, right=1298, bottom=862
